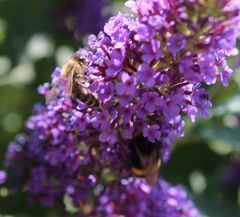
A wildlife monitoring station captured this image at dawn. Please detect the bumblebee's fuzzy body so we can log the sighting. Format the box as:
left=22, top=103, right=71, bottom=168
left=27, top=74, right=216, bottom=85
left=130, top=133, right=162, bottom=186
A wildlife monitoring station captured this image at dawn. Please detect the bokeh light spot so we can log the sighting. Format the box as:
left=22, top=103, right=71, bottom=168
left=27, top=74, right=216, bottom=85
left=0, top=187, right=9, bottom=197
left=55, top=46, right=74, bottom=66
left=26, top=34, right=54, bottom=60
left=2, top=112, right=22, bottom=133
left=0, top=56, right=11, bottom=75
left=209, top=141, right=233, bottom=155
left=189, top=171, right=207, bottom=194
left=9, top=62, right=35, bottom=84
left=223, top=114, right=239, bottom=128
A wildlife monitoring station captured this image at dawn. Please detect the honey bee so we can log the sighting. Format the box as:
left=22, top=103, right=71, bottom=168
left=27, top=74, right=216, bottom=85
left=46, top=54, right=99, bottom=107
left=129, top=132, right=162, bottom=186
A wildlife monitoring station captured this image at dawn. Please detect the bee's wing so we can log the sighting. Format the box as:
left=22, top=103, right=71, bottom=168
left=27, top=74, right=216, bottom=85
left=46, top=78, right=62, bottom=103
left=64, top=68, right=75, bottom=100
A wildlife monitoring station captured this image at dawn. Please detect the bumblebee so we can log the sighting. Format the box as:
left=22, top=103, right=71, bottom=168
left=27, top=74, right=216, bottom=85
left=129, top=132, right=162, bottom=186
left=46, top=54, right=99, bottom=107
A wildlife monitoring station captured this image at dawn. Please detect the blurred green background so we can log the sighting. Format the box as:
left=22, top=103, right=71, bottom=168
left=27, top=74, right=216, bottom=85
left=0, top=0, right=240, bottom=216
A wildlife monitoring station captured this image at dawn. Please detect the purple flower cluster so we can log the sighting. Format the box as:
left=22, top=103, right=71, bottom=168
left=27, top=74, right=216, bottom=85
left=83, top=0, right=240, bottom=160
left=92, top=178, right=200, bottom=217
left=5, top=101, right=200, bottom=217
left=53, top=0, right=112, bottom=42
left=5, top=100, right=117, bottom=206
left=6, top=130, right=201, bottom=216
left=4, top=0, right=240, bottom=216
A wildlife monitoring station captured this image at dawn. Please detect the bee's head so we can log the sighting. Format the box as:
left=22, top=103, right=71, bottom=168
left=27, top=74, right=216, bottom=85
left=77, top=55, right=89, bottom=66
